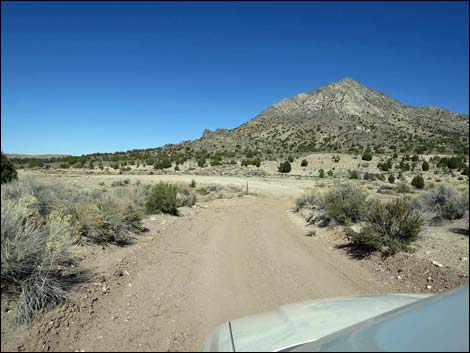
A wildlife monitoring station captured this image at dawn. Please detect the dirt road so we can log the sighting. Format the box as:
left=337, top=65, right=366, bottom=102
left=2, top=175, right=388, bottom=352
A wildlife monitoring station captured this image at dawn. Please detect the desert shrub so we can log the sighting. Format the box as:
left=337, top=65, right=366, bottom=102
left=1, top=152, right=18, bottom=184
left=300, top=159, right=308, bottom=167
left=176, top=187, right=197, bottom=207
left=208, top=184, right=223, bottom=192
left=1, top=199, right=74, bottom=324
left=111, top=180, right=126, bottom=187
left=145, top=182, right=178, bottom=215
left=411, top=175, right=425, bottom=189
left=154, top=157, right=172, bottom=170
left=375, top=173, right=385, bottom=181
left=295, top=192, right=319, bottom=211
left=388, top=175, right=396, bottom=184
left=278, top=161, right=291, bottom=173
left=71, top=200, right=130, bottom=245
left=347, top=198, right=422, bottom=256
left=197, top=186, right=209, bottom=195
left=400, top=160, right=411, bottom=171
left=364, top=172, right=377, bottom=181
left=418, top=185, right=469, bottom=222
left=349, top=170, right=360, bottom=179
left=411, top=154, right=420, bottom=162
left=197, top=158, right=206, bottom=168
left=241, top=159, right=261, bottom=167
left=320, top=186, right=369, bottom=224
left=288, top=155, right=294, bottom=163
left=210, top=158, right=221, bottom=166
left=462, top=165, right=469, bottom=176
left=174, top=165, right=180, bottom=171
left=361, top=149, right=373, bottom=161
left=395, top=182, right=412, bottom=194
left=327, top=170, right=334, bottom=177
left=4, top=176, right=64, bottom=217
left=190, top=179, right=197, bottom=188
left=378, top=158, right=393, bottom=172
left=422, top=161, right=430, bottom=171
left=319, top=169, right=325, bottom=178
left=377, top=184, right=395, bottom=194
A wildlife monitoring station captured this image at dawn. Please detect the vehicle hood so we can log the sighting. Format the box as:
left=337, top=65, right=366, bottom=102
left=202, top=293, right=430, bottom=352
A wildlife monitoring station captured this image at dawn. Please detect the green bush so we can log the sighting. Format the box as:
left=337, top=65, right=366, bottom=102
left=241, top=159, right=261, bottom=167
left=301, top=159, right=308, bottom=167
left=278, top=160, right=291, bottom=173
left=411, top=175, right=425, bottom=189
left=145, top=182, right=178, bottom=215
left=349, top=170, right=360, bottom=179
left=190, top=179, right=197, bottom=188
left=400, top=159, right=411, bottom=171
left=197, top=158, right=206, bottom=168
left=388, top=175, right=395, bottom=184
left=375, top=173, right=385, bottom=181
left=288, top=156, right=294, bottom=163
left=154, top=157, right=172, bottom=170
left=1, top=152, right=18, bottom=184
left=347, top=198, right=422, bottom=256
left=422, top=161, right=430, bottom=171
left=361, top=148, right=373, bottom=161
left=319, top=169, right=325, bottom=178
left=320, top=186, right=368, bottom=224
left=210, top=159, right=221, bottom=166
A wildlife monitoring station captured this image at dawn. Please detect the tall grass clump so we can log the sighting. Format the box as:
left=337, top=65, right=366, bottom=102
left=347, top=198, right=422, bottom=256
left=1, top=198, right=75, bottom=325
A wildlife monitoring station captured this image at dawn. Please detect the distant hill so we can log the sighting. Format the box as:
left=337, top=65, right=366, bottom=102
left=6, top=154, right=71, bottom=159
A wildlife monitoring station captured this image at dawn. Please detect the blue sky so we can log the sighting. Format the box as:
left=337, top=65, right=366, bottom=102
left=2, top=1, right=468, bottom=156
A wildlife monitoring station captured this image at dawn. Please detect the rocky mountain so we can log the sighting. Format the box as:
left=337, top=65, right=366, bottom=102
left=186, top=78, right=468, bottom=156
left=15, top=78, right=467, bottom=168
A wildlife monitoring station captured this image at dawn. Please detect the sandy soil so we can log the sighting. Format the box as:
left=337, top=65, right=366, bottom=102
left=1, top=173, right=468, bottom=352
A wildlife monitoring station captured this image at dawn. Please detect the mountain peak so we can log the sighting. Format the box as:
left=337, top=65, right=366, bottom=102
left=338, top=77, right=360, bottom=84
left=323, top=77, right=367, bottom=91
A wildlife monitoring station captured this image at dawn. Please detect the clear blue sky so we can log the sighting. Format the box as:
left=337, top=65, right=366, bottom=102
left=2, top=1, right=468, bottom=156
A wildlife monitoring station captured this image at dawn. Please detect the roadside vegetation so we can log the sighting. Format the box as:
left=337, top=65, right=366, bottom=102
left=416, top=184, right=469, bottom=223
left=347, top=198, right=422, bottom=256
left=1, top=152, right=18, bottom=184
left=1, top=173, right=243, bottom=325
left=296, top=182, right=469, bottom=257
